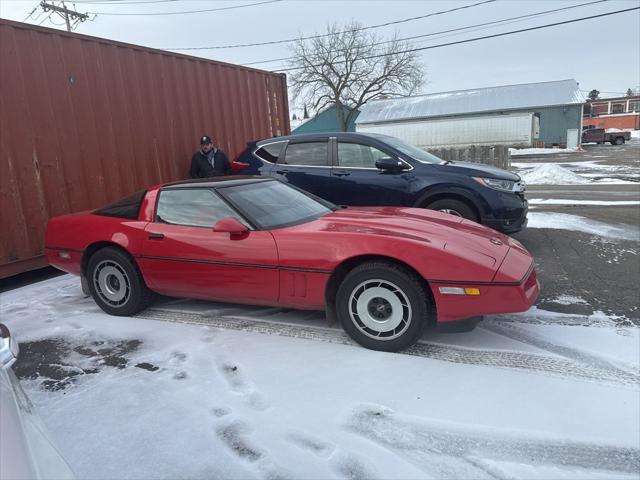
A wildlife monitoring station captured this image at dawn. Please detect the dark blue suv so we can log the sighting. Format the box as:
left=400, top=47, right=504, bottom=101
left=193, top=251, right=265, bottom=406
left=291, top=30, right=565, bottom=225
left=236, top=132, right=528, bottom=233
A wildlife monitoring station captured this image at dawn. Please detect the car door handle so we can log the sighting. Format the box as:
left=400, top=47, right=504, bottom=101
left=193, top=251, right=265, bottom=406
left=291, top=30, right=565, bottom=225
left=333, top=170, right=351, bottom=177
left=275, top=169, right=289, bottom=174
left=148, top=233, right=164, bottom=240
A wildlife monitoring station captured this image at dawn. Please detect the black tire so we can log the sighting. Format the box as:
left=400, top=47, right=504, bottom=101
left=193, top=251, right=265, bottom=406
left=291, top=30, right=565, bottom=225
left=336, top=261, right=434, bottom=351
left=614, top=137, right=625, bottom=145
left=425, top=198, right=478, bottom=222
left=437, top=316, right=481, bottom=333
left=597, top=141, right=604, bottom=144
left=87, top=247, right=151, bottom=316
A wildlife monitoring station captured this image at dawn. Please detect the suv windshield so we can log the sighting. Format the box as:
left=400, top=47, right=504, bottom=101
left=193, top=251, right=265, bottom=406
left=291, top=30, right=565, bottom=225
left=219, top=181, right=333, bottom=229
left=381, top=136, right=445, bottom=164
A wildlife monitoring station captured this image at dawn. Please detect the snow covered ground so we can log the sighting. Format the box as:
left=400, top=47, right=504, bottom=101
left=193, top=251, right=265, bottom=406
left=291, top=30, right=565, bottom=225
left=520, top=164, right=590, bottom=185
left=510, top=147, right=579, bottom=156
left=526, top=212, right=640, bottom=241
left=515, top=161, right=639, bottom=185
left=528, top=199, right=640, bottom=207
left=1, top=275, right=639, bottom=480
left=511, top=139, right=640, bottom=185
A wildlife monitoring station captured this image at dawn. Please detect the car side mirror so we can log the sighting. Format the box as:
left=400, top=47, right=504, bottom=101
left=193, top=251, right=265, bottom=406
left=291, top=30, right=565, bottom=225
left=375, top=157, right=409, bottom=172
left=0, top=324, right=19, bottom=368
left=213, top=217, right=249, bottom=237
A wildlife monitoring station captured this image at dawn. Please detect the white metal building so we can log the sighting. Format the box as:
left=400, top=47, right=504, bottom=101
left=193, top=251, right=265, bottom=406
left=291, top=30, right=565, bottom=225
left=356, top=79, right=585, bottom=148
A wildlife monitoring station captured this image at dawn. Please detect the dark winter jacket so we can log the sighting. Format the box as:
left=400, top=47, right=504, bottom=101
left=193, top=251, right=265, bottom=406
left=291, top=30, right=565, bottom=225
left=189, top=148, right=230, bottom=178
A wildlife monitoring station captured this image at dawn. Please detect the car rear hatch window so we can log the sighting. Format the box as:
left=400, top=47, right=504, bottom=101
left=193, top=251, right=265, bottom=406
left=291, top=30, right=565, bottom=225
left=94, top=190, right=146, bottom=219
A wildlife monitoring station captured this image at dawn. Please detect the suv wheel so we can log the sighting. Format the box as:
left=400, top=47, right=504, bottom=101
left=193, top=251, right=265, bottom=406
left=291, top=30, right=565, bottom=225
left=425, top=199, right=478, bottom=222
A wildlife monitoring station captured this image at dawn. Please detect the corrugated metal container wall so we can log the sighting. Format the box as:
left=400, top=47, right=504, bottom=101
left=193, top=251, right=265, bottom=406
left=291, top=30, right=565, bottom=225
left=0, top=19, right=290, bottom=278
left=356, top=112, right=535, bottom=148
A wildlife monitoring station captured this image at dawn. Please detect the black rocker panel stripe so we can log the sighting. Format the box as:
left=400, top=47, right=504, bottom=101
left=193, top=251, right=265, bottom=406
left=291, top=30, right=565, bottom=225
left=137, top=254, right=332, bottom=274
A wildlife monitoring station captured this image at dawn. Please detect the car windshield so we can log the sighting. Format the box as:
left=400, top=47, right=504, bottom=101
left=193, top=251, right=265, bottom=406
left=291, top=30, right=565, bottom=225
left=381, top=136, right=445, bottom=164
left=219, top=181, right=334, bottom=229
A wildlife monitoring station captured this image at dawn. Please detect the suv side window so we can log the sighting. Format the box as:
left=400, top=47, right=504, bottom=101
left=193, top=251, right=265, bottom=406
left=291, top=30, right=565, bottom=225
left=337, top=142, right=389, bottom=168
left=156, top=188, right=245, bottom=228
left=254, top=142, right=286, bottom=163
left=281, top=142, right=328, bottom=166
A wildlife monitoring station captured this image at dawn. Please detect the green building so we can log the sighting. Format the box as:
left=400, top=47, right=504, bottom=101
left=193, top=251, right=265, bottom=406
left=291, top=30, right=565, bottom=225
left=292, top=105, right=360, bottom=134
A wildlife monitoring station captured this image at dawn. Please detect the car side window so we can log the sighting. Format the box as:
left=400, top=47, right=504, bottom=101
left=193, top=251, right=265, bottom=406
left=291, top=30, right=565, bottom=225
left=254, top=142, right=286, bottom=163
left=337, top=142, right=389, bottom=168
left=156, top=189, right=245, bottom=228
left=281, top=142, right=328, bottom=166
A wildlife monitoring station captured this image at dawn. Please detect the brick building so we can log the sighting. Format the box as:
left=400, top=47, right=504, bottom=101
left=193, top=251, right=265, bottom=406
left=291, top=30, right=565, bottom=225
left=583, top=95, right=640, bottom=130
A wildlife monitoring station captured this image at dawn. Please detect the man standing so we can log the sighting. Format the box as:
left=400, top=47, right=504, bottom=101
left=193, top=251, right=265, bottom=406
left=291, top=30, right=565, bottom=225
left=189, top=135, right=231, bottom=178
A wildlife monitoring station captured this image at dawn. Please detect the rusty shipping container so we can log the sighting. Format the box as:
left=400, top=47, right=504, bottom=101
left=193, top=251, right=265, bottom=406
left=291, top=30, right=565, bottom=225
left=0, top=19, right=290, bottom=279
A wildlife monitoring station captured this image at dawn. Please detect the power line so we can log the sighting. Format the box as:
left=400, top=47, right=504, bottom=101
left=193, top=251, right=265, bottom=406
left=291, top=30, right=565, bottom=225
left=162, top=0, right=496, bottom=50
left=72, top=0, right=178, bottom=3
left=243, top=0, right=608, bottom=66
left=22, top=5, right=39, bottom=21
left=85, top=0, right=282, bottom=15
left=274, top=6, right=640, bottom=73
left=38, top=11, right=53, bottom=25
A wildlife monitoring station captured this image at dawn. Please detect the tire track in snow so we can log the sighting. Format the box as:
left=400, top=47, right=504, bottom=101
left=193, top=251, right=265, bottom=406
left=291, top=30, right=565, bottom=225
left=481, top=321, right=640, bottom=377
left=135, top=308, right=639, bottom=389
left=347, top=404, right=640, bottom=477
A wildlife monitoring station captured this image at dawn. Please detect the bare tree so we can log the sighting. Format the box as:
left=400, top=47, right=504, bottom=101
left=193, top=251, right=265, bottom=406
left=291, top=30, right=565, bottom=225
left=288, top=22, right=424, bottom=132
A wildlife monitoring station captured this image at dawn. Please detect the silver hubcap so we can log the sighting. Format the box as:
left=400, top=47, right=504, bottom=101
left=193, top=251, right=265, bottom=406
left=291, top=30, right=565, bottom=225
left=438, top=208, right=463, bottom=217
left=348, top=279, right=412, bottom=341
left=94, top=260, right=130, bottom=306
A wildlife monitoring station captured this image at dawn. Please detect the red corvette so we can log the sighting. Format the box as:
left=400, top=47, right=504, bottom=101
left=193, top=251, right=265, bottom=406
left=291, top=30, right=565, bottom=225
left=45, top=177, right=539, bottom=351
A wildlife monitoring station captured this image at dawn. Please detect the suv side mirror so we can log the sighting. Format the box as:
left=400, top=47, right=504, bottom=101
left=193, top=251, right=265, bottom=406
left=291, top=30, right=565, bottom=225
left=376, top=157, right=409, bottom=172
left=213, top=217, right=249, bottom=237
left=0, top=324, right=19, bottom=368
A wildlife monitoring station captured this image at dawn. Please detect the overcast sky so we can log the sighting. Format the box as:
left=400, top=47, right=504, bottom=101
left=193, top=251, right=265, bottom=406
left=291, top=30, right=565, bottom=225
left=1, top=0, right=639, bottom=116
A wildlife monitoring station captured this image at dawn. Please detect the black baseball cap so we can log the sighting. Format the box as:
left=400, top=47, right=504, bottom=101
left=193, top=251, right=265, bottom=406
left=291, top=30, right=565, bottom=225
left=200, top=135, right=213, bottom=145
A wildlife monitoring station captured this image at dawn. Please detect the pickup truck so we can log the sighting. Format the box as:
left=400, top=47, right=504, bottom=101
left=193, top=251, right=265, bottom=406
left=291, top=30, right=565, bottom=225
left=581, top=128, right=631, bottom=145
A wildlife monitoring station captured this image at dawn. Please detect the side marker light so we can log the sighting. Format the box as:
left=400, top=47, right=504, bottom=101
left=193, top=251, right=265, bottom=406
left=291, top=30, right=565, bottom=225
left=438, top=286, right=481, bottom=296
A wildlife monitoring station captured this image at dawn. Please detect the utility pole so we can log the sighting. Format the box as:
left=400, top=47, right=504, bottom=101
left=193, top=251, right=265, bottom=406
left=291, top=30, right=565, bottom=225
left=39, top=1, right=90, bottom=32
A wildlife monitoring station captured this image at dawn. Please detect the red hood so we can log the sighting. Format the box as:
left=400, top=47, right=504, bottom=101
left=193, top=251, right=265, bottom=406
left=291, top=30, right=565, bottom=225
left=285, top=206, right=530, bottom=281
left=320, top=206, right=513, bottom=261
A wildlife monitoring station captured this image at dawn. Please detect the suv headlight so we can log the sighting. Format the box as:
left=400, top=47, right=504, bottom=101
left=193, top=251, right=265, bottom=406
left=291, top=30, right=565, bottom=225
left=473, top=177, right=516, bottom=192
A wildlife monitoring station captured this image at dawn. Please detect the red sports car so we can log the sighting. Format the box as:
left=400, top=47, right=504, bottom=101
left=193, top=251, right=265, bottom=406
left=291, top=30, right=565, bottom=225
left=45, top=177, right=539, bottom=351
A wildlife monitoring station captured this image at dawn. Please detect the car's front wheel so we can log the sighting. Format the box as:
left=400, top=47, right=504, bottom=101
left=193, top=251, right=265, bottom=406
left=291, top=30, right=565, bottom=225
left=336, top=262, right=433, bottom=351
left=87, top=247, right=151, bottom=316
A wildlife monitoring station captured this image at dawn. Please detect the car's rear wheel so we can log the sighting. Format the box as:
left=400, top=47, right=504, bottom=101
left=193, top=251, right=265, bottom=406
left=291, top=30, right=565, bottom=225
left=87, top=247, right=151, bottom=316
left=336, top=262, right=433, bottom=351
left=613, top=137, right=625, bottom=145
left=425, top=198, right=478, bottom=222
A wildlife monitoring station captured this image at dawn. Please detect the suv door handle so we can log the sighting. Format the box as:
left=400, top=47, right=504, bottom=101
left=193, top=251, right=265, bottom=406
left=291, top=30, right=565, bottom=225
left=275, top=169, right=289, bottom=174
left=333, top=170, right=351, bottom=177
left=148, top=233, right=164, bottom=240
